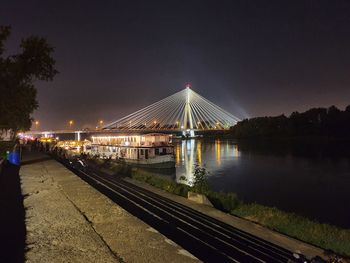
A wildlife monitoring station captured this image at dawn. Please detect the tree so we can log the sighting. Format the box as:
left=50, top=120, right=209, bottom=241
left=0, top=26, right=58, bottom=139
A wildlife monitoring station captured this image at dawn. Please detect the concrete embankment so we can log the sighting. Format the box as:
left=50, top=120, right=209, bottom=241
left=20, top=153, right=199, bottom=263
left=124, top=178, right=330, bottom=261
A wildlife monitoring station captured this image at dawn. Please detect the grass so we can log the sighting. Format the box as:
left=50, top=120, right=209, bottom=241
left=232, top=203, right=350, bottom=257
left=131, top=170, right=190, bottom=197
left=207, top=191, right=240, bottom=212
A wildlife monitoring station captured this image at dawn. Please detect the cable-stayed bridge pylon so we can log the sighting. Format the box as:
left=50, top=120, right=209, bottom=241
left=104, top=86, right=240, bottom=132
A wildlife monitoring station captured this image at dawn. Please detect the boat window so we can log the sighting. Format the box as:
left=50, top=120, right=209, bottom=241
left=155, top=148, right=159, bottom=155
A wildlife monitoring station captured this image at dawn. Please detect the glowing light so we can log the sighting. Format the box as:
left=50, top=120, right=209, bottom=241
left=176, top=144, right=180, bottom=164
left=197, top=141, right=202, bottom=165
left=216, top=140, right=221, bottom=165
left=103, top=87, right=240, bottom=131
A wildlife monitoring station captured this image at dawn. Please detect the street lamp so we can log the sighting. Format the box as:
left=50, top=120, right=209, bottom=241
left=35, top=121, right=39, bottom=130
left=69, top=120, right=74, bottom=129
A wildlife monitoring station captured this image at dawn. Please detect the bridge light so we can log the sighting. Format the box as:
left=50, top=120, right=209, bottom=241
left=99, top=120, right=103, bottom=125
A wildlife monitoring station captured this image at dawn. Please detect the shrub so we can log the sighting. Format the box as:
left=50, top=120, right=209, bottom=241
left=191, top=164, right=209, bottom=194
left=208, top=191, right=240, bottom=212
left=0, top=141, right=14, bottom=157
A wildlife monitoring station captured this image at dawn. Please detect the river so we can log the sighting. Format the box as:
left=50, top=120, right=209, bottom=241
left=172, top=139, right=350, bottom=229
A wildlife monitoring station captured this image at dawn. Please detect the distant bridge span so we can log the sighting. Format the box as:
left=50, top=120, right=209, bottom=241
left=26, top=86, right=240, bottom=138
left=104, top=86, right=240, bottom=131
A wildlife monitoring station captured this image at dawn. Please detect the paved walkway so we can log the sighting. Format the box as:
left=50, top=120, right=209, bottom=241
left=20, top=152, right=199, bottom=263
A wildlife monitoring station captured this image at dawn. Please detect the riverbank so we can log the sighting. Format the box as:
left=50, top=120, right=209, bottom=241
left=20, top=151, right=199, bottom=263
left=129, top=168, right=350, bottom=258
left=79, top=150, right=350, bottom=261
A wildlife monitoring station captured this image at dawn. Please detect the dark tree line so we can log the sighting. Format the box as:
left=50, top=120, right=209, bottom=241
left=0, top=26, right=57, bottom=139
left=230, top=105, right=350, bottom=139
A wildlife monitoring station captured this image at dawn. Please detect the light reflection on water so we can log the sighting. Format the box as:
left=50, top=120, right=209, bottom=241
left=173, top=139, right=350, bottom=228
left=175, top=139, right=240, bottom=185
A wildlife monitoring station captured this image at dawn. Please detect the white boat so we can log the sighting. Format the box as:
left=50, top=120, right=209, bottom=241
left=89, top=133, right=175, bottom=169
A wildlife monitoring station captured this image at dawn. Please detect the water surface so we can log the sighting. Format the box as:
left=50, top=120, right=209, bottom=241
left=173, top=139, right=350, bottom=228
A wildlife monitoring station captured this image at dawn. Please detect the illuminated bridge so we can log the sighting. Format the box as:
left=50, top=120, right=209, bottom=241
left=25, top=86, right=240, bottom=139
left=104, top=86, right=240, bottom=132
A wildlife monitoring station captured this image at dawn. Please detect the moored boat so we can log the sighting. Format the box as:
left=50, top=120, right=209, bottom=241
left=89, top=133, right=175, bottom=169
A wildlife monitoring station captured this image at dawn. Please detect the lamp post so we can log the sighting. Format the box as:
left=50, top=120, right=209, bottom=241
left=69, top=120, right=74, bottom=130
left=35, top=121, right=39, bottom=130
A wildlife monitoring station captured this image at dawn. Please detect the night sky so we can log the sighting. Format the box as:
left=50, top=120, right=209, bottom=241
left=1, top=0, right=350, bottom=130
